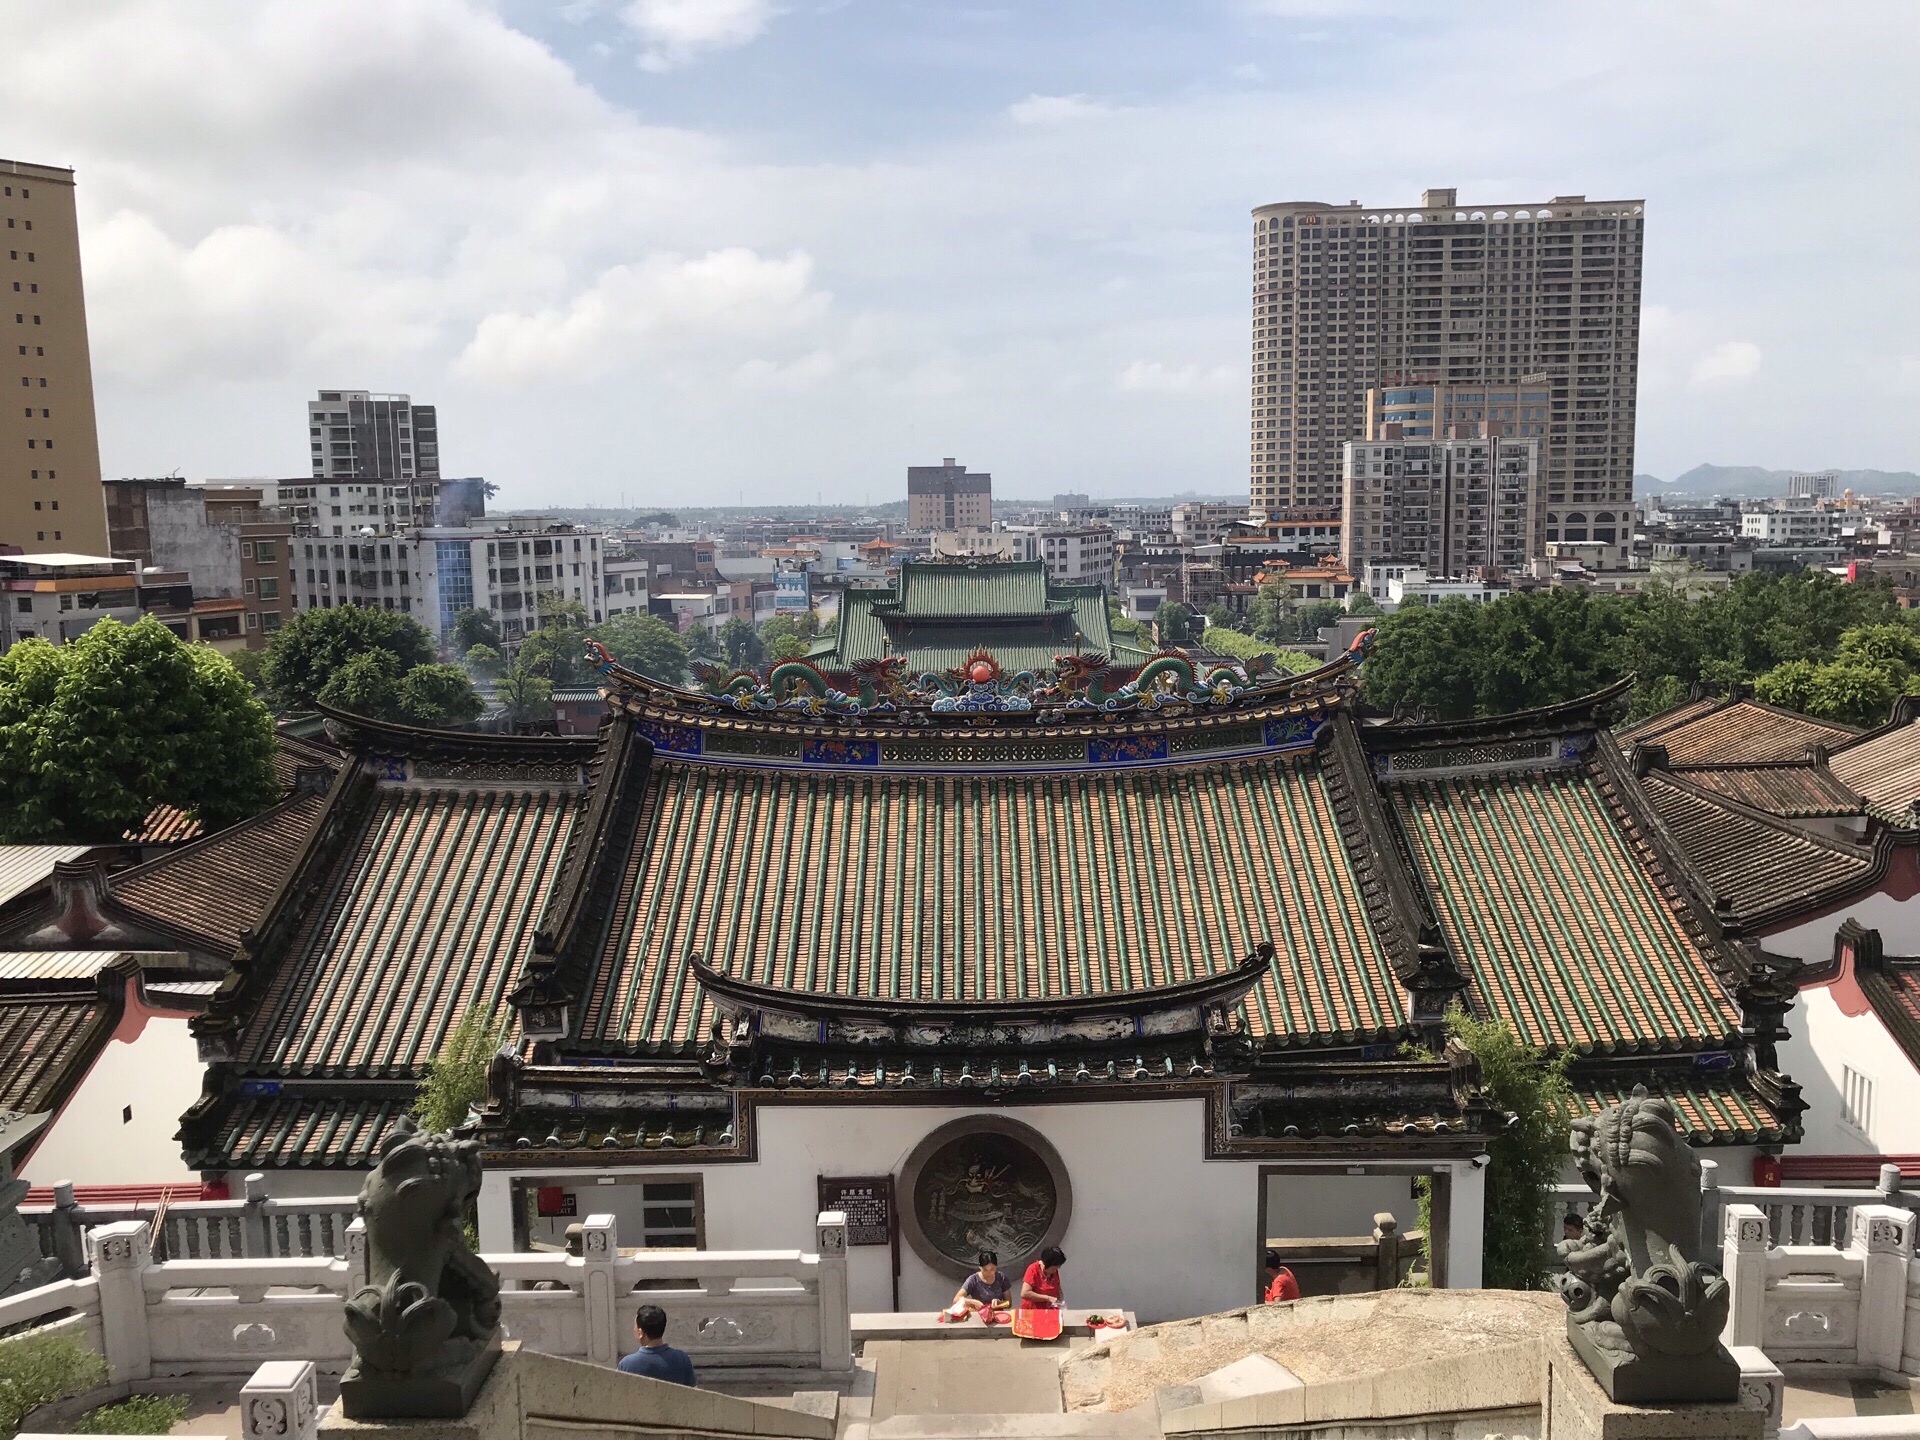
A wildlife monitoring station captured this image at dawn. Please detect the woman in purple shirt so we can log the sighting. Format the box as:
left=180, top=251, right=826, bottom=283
left=950, top=1251, right=1012, bottom=1323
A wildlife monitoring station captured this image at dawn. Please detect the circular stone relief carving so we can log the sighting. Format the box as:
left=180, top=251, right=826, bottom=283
left=899, top=1115, right=1072, bottom=1278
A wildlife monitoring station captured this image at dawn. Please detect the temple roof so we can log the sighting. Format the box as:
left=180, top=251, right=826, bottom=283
left=1617, top=693, right=1858, bottom=765
left=171, top=672, right=1799, bottom=1167
left=1829, top=713, right=1920, bottom=815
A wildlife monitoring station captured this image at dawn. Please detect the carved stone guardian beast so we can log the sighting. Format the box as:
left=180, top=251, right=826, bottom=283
left=339, top=1115, right=501, bottom=1418
left=1554, top=1086, right=1738, bottom=1403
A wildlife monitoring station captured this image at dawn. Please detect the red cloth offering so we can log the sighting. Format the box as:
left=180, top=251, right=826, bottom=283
left=1010, top=1305, right=1062, bottom=1340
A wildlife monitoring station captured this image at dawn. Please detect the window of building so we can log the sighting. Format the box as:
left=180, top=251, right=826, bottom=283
left=1842, top=1065, right=1874, bottom=1137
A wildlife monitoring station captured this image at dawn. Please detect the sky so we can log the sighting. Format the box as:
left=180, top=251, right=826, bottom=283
left=3, top=1, right=1916, bottom=510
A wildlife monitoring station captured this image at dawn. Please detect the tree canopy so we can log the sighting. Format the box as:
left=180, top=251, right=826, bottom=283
left=448, top=607, right=500, bottom=655
left=590, top=613, right=689, bottom=683
left=263, top=605, right=436, bottom=711
left=1154, top=602, right=1193, bottom=646
left=1360, top=571, right=1911, bottom=723
left=0, top=617, right=279, bottom=843
left=315, top=650, right=485, bottom=728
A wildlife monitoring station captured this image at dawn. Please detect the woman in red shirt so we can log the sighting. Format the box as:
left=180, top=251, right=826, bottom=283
left=1019, top=1246, right=1067, bottom=1312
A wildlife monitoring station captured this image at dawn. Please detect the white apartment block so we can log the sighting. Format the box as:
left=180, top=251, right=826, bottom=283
left=1740, top=506, right=1843, bottom=545
left=1107, top=504, right=1174, bottom=539
left=1170, top=502, right=1254, bottom=543
left=292, top=525, right=607, bottom=644
left=308, top=390, right=437, bottom=482
left=1039, top=526, right=1114, bottom=587
left=1341, top=434, right=1539, bottom=577
left=205, top=478, right=425, bottom=535
left=603, top=555, right=651, bottom=618
left=1250, top=188, right=1643, bottom=555
left=1788, top=471, right=1839, bottom=501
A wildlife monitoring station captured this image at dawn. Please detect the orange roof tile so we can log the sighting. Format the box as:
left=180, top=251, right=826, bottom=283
left=1622, top=696, right=1856, bottom=764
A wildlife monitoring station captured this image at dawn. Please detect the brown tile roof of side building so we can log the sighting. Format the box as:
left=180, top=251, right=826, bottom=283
left=1637, top=771, right=1878, bottom=929
left=112, top=787, right=332, bottom=953
left=0, top=989, right=108, bottom=1115
left=1669, top=762, right=1865, bottom=818
left=1830, top=718, right=1920, bottom=815
left=1619, top=695, right=1858, bottom=765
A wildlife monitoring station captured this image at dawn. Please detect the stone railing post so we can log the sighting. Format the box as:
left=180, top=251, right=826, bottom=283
left=91, top=1220, right=153, bottom=1384
left=1371, top=1213, right=1399, bottom=1291
left=50, top=1181, right=87, bottom=1279
left=815, top=1210, right=852, bottom=1373
left=1698, top=1156, right=1722, bottom=1260
left=1879, top=1163, right=1904, bottom=1199
left=1722, top=1203, right=1770, bottom=1348
left=242, top=1360, right=319, bottom=1440
left=344, top=1217, right=368, bottom=1294
left=581, top=1213, right=621, bottom=1367
left=240, top=1173, right=271, bottom=1257
left=1850, top=1203, right=1913, bottom=1373
left=1728, top=1345, right=1784, bottom=1440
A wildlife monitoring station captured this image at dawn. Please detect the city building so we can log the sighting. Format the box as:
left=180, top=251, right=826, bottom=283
left=907, top=458, right=992, bottom=531
left=1789, top=471, right=1839, bottom=502
left=1740, top=502, right=1843, bottom=546
left=928, top=528, right=1038, bottom=563
left=307, top=390, right=438, bottom=483
left=1170, top=502, right=1254, bottom=544
left=1, top=552, right=142, bottom=645
left=1340, top=432, right=1539, bottom=577
left=1362, top=565, right=1510, bottom=610
left=104, top=479, right=296, bottom=646
left=1039, top=525, right=1114, bottom=587
left=1, top=159, right=106, bottom=554
left=1249, top=187, right=1644, bottom=559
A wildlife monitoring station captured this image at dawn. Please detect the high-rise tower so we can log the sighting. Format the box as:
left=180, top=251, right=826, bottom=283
left=1250, top=188, right=1644, bottom=560
left=1, top=159, right=106, bottom=554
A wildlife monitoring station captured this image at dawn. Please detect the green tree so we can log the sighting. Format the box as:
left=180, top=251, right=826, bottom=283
left=497, top=664, right=553, bottom=729
left=1446, top=1009, right=1572, bottom=1290
left=589, top=613, right=690, bottom=684
left=0, top=617, right=278, bottom=844
left=760, top=614, right=813, bottom=662
left=686, top=625, right=723, bottom=662
left=449, top=607, right=500, bottom=656
left=229, top=645, right=268, bottom=696
left=398, top=664, right=485, bottom=727
left=316, top=650, right=404, bottom=721
left=1835, top=622, right=1920, bottom=685
left=1155, top=602, right=1193, bottom=646
left=1246, top=576, right=1294, bottom=642
left=1361, top=600, right=1492, bottom=719
left=717, top=615, right=764, bottom=669
left=263, top=605, right=435, bottom=711
left=1290, top=599, right=1342, bottom=643
left=412, top=1006, right=509, bottom=1132
left=1346, top=591, right=1382, bottom=618
left=1755, top=658, right=1898, bottom=727
left=463, top=643, right=504, bottom=682
left=1204, top=603, right=1235, bottom=631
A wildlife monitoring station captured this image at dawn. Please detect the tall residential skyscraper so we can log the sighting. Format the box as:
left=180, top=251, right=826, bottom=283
left=1, top=159, right=106, bottom=554
left=1250, top=188, right=1644, bottom=560
left=907, top=458, right=992, bottom=530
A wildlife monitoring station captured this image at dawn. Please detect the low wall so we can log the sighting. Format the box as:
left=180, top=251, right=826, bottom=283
left=0, top=1212, right=852, bottom=1382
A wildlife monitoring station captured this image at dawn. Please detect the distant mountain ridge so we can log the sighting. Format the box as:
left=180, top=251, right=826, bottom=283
left=1639, top=464, right=1920, bottom=498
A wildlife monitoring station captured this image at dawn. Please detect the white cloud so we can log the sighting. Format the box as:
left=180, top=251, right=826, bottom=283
left=456, top=249, right=830, bottom=385
left=734, top=350, right=839, bottom=390
left=1690, top=340, right=1763, bottom=387
left=1008, top=94, right=1117, bottom=125
left=1116, top=361, right=1238, bottom=393
left=622, top=0, right=774, bottom=69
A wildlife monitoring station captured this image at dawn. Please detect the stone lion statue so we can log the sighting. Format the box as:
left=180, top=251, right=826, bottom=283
left=340, top=1115, right=501, bottom=1418
left=1554, top=1086, right=1737, bottom=1403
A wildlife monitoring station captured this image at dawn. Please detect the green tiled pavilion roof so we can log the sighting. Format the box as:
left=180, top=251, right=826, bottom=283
left=884, top=562, right=1055, bottom=618
left=578, top=753, right=1404, bottom=1052
left=238, top=787, right=578, bottom=1077
left=813, top=564, right=1116, bottom=673
left=1390, top=765, right=1743, bottom=1054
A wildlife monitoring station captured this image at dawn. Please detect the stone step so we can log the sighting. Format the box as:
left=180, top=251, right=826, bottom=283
left=846, top=1404, right=1162, bottom=1440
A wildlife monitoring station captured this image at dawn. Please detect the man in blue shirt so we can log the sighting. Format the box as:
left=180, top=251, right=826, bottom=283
left=618, top=1304, right=697, bottom=1386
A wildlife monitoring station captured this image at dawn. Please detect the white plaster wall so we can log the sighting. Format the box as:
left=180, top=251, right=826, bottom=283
left=1769, top=901, right=1920, bottom=964
left=1261, top=1172, right=1420, bottom=1241
left=1775, top=984, right=1920, bottom=1157
left=24, top=1014, right=203, bottom=1188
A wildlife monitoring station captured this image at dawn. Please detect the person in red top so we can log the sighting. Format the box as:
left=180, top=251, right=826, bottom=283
left=1019, top=1246, right=1066, bottom=1312
left=1262, top=1249, right=1300, bottom=1303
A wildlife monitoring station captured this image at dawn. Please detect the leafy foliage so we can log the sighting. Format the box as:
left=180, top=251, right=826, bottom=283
left=449, top=608, right=501, bottom=656
left=1448, top=1009, right=1573, bottom=1291
left=759, top=613, right=817, bottom=663
left=316, top=649, right=404, bottom=721
left=0, top=1332, right=109, bottom=1439
left=1154, top=602, right=1193, bottom=646
left=1204, top=603, right=1235, bottom=631
left=1362, top=572, right=1910, bottom=722
left=497, top=665, right=554, bottom=728
left=413, top=1005, right=510, bottom=1133
left=589, top=613, right=689, bottom=684
left=398, top=664, right=485, bottom=727
left=1196, top=627, right=1318, bottom=672
left=1753, top=658, right=1899, bottom=726
left=463, top=643, right=504, bottom=682
left=263, top=605, right=435, bottom=711
left=74, top=1395, right=190, bottom=1435
left=0, top=617, right=278, bottom=844
left=717, top=615, right=763, bottom=668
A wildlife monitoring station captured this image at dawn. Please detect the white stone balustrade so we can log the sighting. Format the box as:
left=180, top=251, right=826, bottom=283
left=1723, top=1199, right=1919, bottom=1382
left=0, top=1212, right=852, bottom=1380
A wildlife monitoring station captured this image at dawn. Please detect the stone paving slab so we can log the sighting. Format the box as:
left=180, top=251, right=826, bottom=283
left=868, top=1340, right=1069, bottom=1420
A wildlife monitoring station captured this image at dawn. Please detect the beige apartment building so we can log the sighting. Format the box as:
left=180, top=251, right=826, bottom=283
left=1341, top=429, right=1539, bottom=580
left=1250, top=187, right=1643, bottom=561
left=1, top=159, right=106, bottom=554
